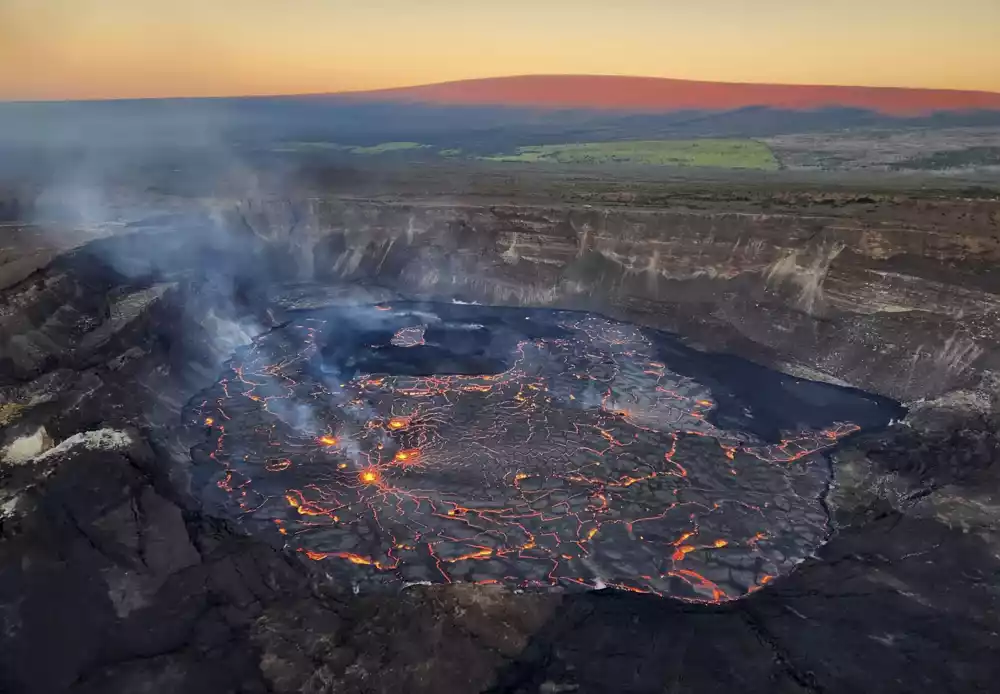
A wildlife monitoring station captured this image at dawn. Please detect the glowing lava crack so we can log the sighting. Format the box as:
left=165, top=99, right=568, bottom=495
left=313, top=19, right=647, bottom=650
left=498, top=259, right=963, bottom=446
left=188, top=303, right=874, bottom=602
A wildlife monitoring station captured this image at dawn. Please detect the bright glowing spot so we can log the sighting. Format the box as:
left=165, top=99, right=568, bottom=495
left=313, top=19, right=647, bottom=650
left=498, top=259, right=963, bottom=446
left=388, top=418, right=408, bottom=429
left=394, top=449, right=421, bottom=464
left=318, top=435, right=338, bottom=446
left=672, top=545, right=697, bottom=561
left=204, top=417, right=214, bottom=426
left=713, top=539, right=729, bottom=548
left=361, top=470, right=378, bottom=484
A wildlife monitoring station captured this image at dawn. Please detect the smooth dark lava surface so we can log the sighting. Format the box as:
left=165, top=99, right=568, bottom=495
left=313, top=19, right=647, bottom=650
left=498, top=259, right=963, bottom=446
left=188, top=302, right=901, bottom=602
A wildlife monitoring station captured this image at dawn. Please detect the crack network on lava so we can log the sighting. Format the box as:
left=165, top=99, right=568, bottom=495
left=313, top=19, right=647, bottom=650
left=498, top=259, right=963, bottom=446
left=190, top=305, right=861, bottom=602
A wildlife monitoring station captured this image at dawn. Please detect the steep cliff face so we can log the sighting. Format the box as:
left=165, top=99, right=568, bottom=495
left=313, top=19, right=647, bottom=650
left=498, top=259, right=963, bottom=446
left=227, top=196, right=1000, bottom=403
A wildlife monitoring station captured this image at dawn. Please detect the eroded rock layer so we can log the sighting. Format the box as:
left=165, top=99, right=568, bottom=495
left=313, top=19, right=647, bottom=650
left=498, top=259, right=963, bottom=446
left=220, top=194, right=1000, bottom=402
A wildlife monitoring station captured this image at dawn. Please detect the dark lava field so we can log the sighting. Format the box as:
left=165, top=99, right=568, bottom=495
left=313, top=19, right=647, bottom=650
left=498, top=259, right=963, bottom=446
left=189, top=303, right=897, bottom=601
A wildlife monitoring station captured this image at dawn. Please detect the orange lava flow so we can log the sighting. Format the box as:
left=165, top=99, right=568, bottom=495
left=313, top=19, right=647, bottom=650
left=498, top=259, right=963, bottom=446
left=445, top=548, right=494, bottom=563
left=301, top=549, right=397, bottom=570
left=191, top=308, right=875, bottom=603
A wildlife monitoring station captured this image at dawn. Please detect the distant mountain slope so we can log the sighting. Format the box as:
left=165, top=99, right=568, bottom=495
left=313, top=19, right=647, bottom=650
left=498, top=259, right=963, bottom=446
left=4, top=76, right=1000, bottom=171
left=340, top=75, right=1000, bottom=116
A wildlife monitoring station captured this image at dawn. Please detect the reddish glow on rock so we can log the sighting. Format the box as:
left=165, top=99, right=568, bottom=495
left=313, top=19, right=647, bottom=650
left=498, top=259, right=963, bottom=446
left=347, top=75, right=1000, bottom=117
left=672, top=545, right=697, bottom=561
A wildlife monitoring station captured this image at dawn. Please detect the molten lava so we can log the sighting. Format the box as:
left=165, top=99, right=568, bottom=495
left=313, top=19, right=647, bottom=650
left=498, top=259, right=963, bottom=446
left=188, top=304, right=885, bottom=602
left=393, top=449, right=421, bottom=464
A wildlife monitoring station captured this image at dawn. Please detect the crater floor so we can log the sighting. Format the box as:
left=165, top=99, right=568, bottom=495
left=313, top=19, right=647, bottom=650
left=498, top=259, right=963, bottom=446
left=189, top=303, right=895, bottom=601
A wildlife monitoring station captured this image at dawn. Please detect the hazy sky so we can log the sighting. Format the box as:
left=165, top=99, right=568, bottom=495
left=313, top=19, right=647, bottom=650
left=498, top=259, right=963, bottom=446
left=2, top=0, right=998, bottom=101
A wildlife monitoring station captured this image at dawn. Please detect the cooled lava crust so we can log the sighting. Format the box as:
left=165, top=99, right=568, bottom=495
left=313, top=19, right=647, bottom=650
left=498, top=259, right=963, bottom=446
left=188, top=303, right=895, bottom=602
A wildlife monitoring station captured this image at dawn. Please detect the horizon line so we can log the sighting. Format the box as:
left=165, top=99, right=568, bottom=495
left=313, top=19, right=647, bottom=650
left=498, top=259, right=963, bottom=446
left=3, top=72, right=1000, bottom=105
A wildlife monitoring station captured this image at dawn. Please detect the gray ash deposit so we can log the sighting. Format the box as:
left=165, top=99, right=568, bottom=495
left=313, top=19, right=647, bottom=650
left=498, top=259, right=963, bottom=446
left=188, top=302, right=899, bottom=601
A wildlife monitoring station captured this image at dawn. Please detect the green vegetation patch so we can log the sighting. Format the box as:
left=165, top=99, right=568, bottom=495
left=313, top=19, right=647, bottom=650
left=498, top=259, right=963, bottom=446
left=273, top=141, right=431, bottom=155
left=349, top=142, right=431, bottom=155
left=480, top=139, right=778, bottom=170
left=272, top=142, right=353, bottom=153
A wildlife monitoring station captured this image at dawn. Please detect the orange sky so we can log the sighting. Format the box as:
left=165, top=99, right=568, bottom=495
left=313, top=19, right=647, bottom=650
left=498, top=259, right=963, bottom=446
left=1, top=0, right=998, bottom=101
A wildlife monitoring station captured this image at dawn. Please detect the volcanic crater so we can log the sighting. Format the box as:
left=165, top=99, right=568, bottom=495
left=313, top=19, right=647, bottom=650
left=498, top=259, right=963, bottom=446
left=3, top=184, right=997, bottom=694
left=188, top=301, right=898, bottom=601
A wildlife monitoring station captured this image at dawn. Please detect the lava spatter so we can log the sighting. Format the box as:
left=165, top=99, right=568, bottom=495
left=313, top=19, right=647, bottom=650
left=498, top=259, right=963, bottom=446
left=188, top=303, right=881, bottom=602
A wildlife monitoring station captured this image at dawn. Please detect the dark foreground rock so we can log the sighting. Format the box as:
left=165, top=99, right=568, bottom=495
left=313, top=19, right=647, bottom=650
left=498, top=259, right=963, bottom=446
left=3, top=426, right=997, bottom=694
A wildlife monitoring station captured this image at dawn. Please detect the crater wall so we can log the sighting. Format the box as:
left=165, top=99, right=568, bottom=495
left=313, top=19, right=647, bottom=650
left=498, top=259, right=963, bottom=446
left=225, top=196, right=1000, bottom=403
